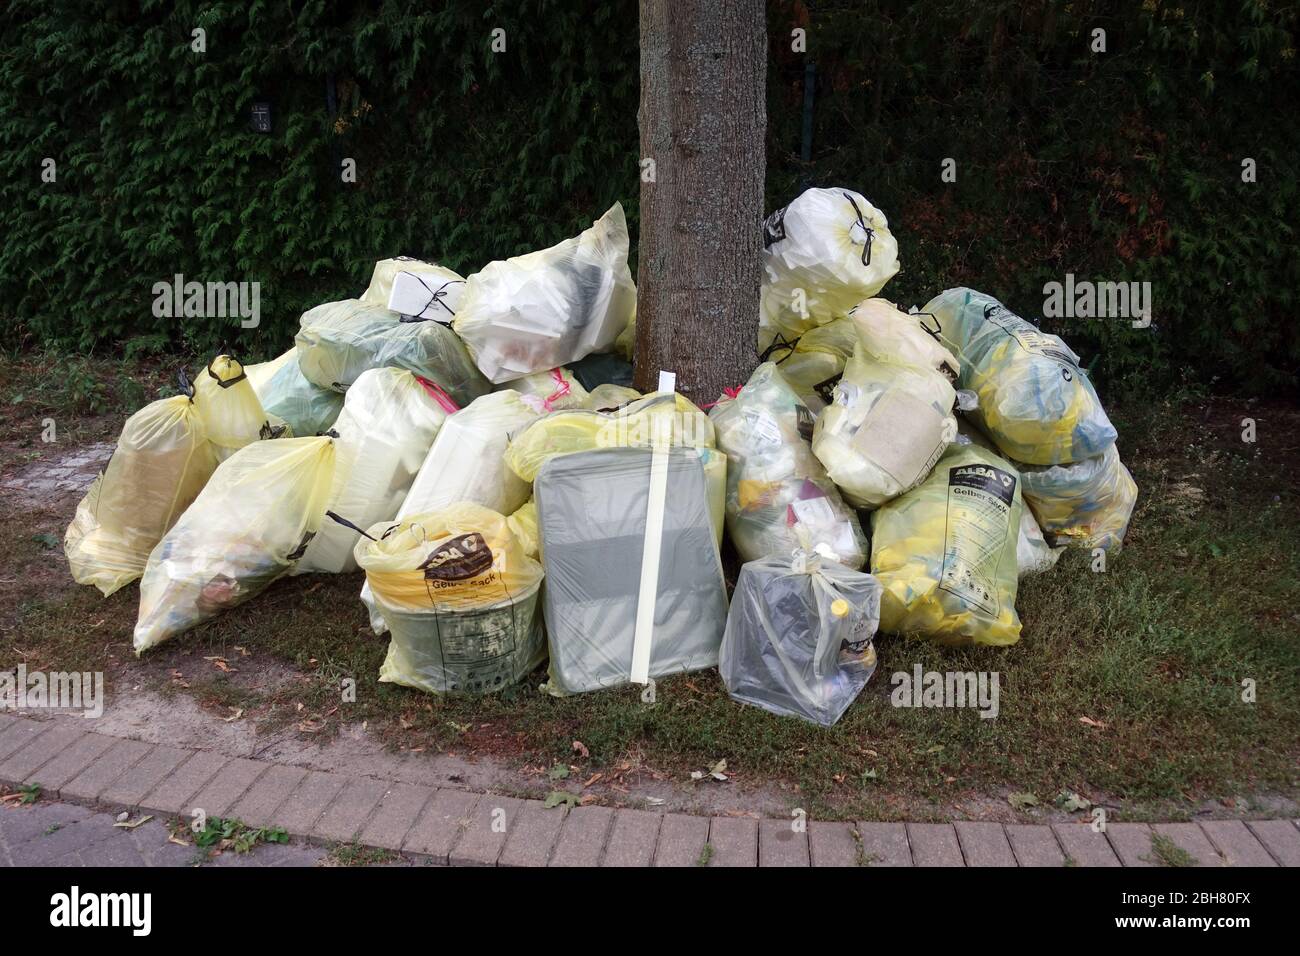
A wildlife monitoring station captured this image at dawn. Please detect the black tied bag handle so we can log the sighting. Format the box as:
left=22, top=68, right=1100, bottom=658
left=842, top=191, right=875, bottom=268
left=206, top=345, right=247, bottom=389
left=176, top=369, right=195, bottom=401
left=759, top=332, right=801, bottom=364
left=325, top=510, right=379, bottom=542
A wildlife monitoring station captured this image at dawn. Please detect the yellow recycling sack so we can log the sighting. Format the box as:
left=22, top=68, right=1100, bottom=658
left=507, top=500, right=540, bottom=560
left=763, top=317, right=858, bottom=412
left=759, top=187, right=900, bottom=351
left=503, top=391, right=726, bottom=542
left=920, top=288, right=1117, bottom=465
left=358, top=503, right=546, bottom=695
left=812, top=300, right=961, bottom=508
left=503, top=366, right=591, bottom=412
left=133, top=436, right=336, bottom=653
left=65, top=392, right=217, bottom=597
left=1019, top=444, right=1137, bottom=552
left=870, top=443, right=1024, bottom=646
left=193, top=354, right=289, bottom=461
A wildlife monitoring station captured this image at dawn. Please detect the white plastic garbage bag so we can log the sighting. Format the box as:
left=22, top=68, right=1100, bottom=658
left=295, top=368, right=453, bottom=574
left=295, top=298, right=490, bottom=404
left=920, top=288, right=1117, bottom=465
left=709, top=363, right=866, bottom=568
left=536, top=446, right=728, bottom=695
left=133, top=436, right=336, bottom=652
left=760, top=187, right=900, bottom=351
left=453, top=203, right=636, bottom=383
left=361, top=256, right=466, bottom=314
left=811, top=299, right=961, bottom=508
left=720, top=551, right=881, bottom=727
left=361, top=390, right=540, bottom=634
left=1017, top=507, right=1063, bottom=576
left=358, top=504, right=546, bottom=695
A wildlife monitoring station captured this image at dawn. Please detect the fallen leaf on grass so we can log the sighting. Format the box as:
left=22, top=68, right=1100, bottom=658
left=223, top=708, right=244, bottom=723
left=1079, top=716, right=1109, bottom=729
left=582, top=773, right=603, bottom=788
left=572, top=740, right=589, bottom=759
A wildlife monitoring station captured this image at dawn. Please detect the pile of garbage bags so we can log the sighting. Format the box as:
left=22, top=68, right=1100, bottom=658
left=66, top=185, right=1137, bottom=730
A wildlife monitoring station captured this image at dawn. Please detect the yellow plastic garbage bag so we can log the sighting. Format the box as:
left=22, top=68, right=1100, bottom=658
left=870, top=443, right=1024, bottom=646
left=361, top=390, right=542, bottom=635
left=507, top=500, right=540, bottom=560
left=65, top=391, right=217, bottom=597
left=585, top=383, right=642, bottom=410
left=920, top=288, right=1117, bottom=465
left=295, top=368, right=452, bottom=574
left=193, top=354, right=290, bottom=461
left=1019, top=444, right=1137, bottom=551
left=503, top=391, right=725, bottom=542
left=812, top=300, right=961, bottom=508
left=254, top=349, right=344, bottom=437
left=361, top=257, right=466, bottom=318
left=133, top=435, right=337, bottom=653
left=453, top=203, right=637, bottom=383
left=763, top=317, right=857, bottom=412
left=358, top=503, right=546, bottom=695
left=759, top=187, right=900, bottom=352
left=295, top=298, right=489, bottom=404
left=501, top=366, right=590, bottom=412
left=710, top=363, right=866, bottom=568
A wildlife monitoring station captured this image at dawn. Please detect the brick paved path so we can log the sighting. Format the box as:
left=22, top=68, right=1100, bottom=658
left=3, top=712, right=1297, bottom=867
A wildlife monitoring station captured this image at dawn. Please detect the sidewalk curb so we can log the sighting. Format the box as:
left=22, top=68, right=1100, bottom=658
left=1, top=712, right=1296, bottom=867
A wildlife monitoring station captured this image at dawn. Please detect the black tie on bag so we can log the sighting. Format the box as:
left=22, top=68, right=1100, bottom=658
left=398, top=276, right=466, bottom=322
left=842, top=192, right=875, bottom=268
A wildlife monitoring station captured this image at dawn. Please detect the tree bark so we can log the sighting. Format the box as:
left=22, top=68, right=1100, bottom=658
left=634, top=0, right=766, bottom=404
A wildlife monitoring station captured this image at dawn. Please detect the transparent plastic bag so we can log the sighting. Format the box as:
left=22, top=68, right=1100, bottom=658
left=536, top=446, right=728, bottom=696
left=709, top=363, right=866, bottom=568
left=759, top=187, right=900, bottom=351
left=295, top=298, right=489, bottom=404
left=361, top=256, right=466, bottom=316
left=920, top=288, right=1117, bottom=465
left=244, top=349, right=296, bottom=394
left=507, top=500, right=540, bottom=560
left=720, top=551, right=881, bottom=727
left=361, top=390, right=540, bottom=634
left=502, top=366, right=590, bottom=412
left=358, top=503, right=545, bottom=696
left=1017, top=507, right=1063, bottom=576
left=585, top=383, right=642, bottom=410
left=1019, top=444, right=1137, bottom=551
left=812, top=301, right=960, bottom=508
left=295, top=368, right=452, bottom=574
left=870, top=443, right=1024, bottom=646
left=65, top=392, right=217, bottom=596
left=453, top=203, right=636, bottom=383
left=133, top=436, right=336, bottom=652
left=254, top=349, right=344, bottom=438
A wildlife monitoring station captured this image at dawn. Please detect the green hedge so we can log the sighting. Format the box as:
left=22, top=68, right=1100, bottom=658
left=2, top=0, right=1296, bottom=394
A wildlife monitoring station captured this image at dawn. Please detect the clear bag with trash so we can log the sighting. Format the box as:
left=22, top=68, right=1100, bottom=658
left=295, top=298, right=490, bottom=404
left=759, top=187, right=900, bottom=352
left=709, top=362, right=867, bottom=569
left=65, top=380, right=217, bottom=597
left=361, top=389, right=540, bottom=635
left=453, top=203, right=637, bottom=384
left=133, top=435, right=336, bottom=653
left=1019, top=444, right=1137, bottom=551
left=720, top=551, right=882, bottom=727
left=295, top=368, right=453, bottom=574
left=812, top=299, right=963, bottom=508
left=503, top=366, right=591, bottom=412
left=357, top=503, right=546, bottom=696
left=919, top=288, right=1117, bottom=465
left=361, top=256, right=467, bottom=318
left=870, top=443, right=1024, bottom=646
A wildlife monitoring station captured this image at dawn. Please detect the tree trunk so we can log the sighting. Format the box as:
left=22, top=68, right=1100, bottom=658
left=634, top=0, right=766, bottom=405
